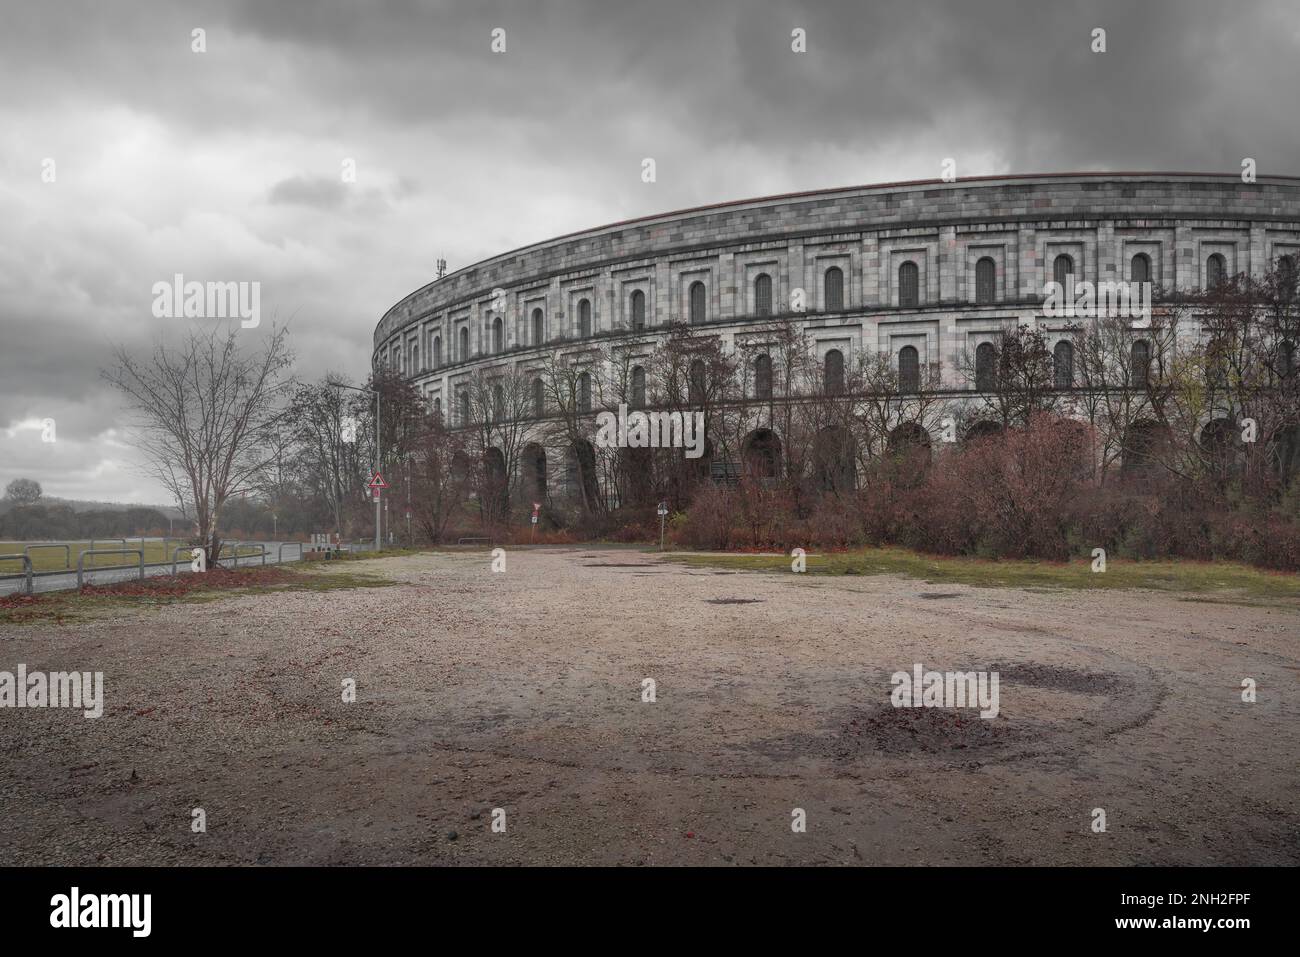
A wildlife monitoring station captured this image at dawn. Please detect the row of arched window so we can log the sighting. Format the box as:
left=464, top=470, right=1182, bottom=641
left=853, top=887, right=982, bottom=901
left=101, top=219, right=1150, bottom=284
left=397, top=255, right=1296, bottom=372
left=447, top=331, right=1287, bottom=424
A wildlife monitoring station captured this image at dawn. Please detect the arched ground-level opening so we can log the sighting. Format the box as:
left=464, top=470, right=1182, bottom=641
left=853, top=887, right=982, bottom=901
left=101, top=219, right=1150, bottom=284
left=1199, top=417, right=1239, bottom=480
left=521, top=443, right=547, bottom=504
left=617, top=446, right=656, bottom=507
left=1121, top=419, right=1170, bottom=476
left=1268, top=425, right=1300, bottom=488
left=813, top=426, right=857, bottom=493
left=887, top=422, right=932, bottom=485
left=565, top=440, right=601, bottom=511
left=482, top=447, right=509, bottom=521
left=742, top=428, right=782, bottom=479
left=450, top=451, right=474, bottom=504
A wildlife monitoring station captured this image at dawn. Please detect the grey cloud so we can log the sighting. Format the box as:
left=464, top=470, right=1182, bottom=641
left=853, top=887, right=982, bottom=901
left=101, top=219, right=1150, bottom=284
left=268, top=175, right=348, bottom=209
left=1, top=0, right=1297, bottom=500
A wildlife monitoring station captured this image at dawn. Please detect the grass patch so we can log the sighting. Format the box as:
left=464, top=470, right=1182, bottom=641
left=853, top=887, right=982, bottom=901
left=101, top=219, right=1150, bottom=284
left=0, top=565, right=396, bottom=625
left=668, top=546, right=1300, bottom=602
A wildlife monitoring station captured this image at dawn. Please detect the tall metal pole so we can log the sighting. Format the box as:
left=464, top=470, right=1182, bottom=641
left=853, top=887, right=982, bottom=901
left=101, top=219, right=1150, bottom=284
left=374, top=386, right=382, bottom=552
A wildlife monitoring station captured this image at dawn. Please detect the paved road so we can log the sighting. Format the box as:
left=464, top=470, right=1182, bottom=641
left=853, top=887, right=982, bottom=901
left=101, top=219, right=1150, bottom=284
left=0, top=542, right=311, bottom=596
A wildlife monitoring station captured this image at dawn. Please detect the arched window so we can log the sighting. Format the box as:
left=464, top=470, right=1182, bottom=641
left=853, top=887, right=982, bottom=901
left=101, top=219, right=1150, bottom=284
left=1053, top=254, right=1075, bottom=290
left=975, top=342, right=996, bottom=392
left=1131, top=253, right=1151, bottom=284
left=754, top=273, right=772, bottom=316
left=432, top=397, right=442, bottom=421
left=631, top=366, right=646, bottom=408
left=630, top=290, right=645, bottom=330
left=457, top=391, right=469, bottom=426
left=578, top=299, right=592, bottom=338
left=975, top=257, right=996, bottom=305
left=1281, top=340, right=1296, bottom=378
left=1206, top=253, right=1226, bottom=288
left=898, top=261, right=919, bottom=308
left=532, top=377, right=545, bottom=417
left=532, top=308, right=544, bottom=345
left=754, top=354, right=773, bottom=400
left=458, top=327, right=469, bottom=362
left=578, top=371, right=592, bottom=412
left=432, top=335, right=442, bottom=367
left=1053, top=340, right=1074, bottom=389
left=1131, top=339, right=1151, bottom=387
left=824, top=349, right=844, bottom=395
left=689, top=281, right=706, bottom=324
left=824, top=267, right=844, bottom=311
left=899, top=345, right=920, bottom=393
left=492, top=316, right=503, bottom=353
left=688, top=359, right=706, bottom=404
left=492, top=383, right=504, bottom=422
left=411, top=344, right=419, bottom=372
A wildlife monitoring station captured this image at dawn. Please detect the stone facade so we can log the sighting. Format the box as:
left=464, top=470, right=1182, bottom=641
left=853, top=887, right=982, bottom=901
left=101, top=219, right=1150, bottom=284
left=373, top=172, right=1300, bottom=434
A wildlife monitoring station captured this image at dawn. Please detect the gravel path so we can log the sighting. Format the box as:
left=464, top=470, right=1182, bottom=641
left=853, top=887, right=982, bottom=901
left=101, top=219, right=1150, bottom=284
left=0, top=547, right=1296, bottom=865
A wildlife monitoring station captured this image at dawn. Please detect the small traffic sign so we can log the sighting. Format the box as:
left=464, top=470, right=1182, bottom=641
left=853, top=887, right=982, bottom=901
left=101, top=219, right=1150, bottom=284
left=369, top=472, right=388, bottom=500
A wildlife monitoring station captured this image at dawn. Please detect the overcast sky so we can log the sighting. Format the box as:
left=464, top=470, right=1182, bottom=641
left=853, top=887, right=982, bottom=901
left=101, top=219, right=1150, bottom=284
left=1, top=0, right=1297, bottom=505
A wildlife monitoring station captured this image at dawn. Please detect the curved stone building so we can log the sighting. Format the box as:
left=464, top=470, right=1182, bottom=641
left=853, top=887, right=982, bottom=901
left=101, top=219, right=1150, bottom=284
left=374, top=172, right=1300, bottom=499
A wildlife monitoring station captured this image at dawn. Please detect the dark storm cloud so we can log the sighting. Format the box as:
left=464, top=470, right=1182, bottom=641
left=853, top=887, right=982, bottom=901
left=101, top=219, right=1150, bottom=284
left=1, top=0, right=1297, bottom=500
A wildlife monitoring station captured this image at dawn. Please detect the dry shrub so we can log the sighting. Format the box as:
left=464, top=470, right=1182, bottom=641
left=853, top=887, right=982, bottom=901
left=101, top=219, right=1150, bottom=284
left=681, top=483, right=735, bottom=550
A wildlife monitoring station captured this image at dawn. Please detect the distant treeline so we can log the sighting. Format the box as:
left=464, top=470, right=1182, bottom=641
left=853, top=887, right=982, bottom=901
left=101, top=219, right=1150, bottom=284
left=0, top=504, right=172, bottom=541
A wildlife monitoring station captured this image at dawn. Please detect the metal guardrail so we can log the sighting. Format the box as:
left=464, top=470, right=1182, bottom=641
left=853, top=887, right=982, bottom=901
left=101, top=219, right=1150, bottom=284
left=238, top=542, right=268, bottom=566
left=0, top=554, right=33, bottom=595
left=457, top=537, right=492, bottom=546
left=278, top=542, right=302, bottom=562
left=89, top=538, right=127, bottom=552
left=171, top=544, right=201, bottom=576
left=76, top=549, right=144, bottom=589
left=24, top=543, right=71, bottom=569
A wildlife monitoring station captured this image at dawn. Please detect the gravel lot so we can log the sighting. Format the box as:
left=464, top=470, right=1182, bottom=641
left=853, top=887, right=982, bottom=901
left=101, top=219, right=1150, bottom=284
left=1, top=547, right=1296, bottom=866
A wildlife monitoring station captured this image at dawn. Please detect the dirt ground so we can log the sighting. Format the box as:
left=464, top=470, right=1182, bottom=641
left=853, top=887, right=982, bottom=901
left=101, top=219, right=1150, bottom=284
left=0, top=547, right=1296, bottom=866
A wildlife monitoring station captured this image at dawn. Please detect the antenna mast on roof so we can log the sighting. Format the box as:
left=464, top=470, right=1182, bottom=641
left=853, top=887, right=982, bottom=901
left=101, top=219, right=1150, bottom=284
left=436, top=258, right=447, bottom=279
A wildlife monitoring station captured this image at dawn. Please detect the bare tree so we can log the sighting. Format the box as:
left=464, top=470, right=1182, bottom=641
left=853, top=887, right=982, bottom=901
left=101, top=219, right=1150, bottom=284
left=3, top=478, right=42, bottom=506
left=408, top=413, right=475, bottom=543
left=853, top=348, right=950, bottom=476
left=1070, top=311, right=1177, bottom=482
left=646, top=322, right=741, bottom=506
left=465, top=365, right=536, bottom=524
left=103, top=325, right=294, bottom=566
left=955, top=322, right=1060, bottom=428
left=536, top=346, right=616, bottom=516
left=286, top=376, right=367, bottom=538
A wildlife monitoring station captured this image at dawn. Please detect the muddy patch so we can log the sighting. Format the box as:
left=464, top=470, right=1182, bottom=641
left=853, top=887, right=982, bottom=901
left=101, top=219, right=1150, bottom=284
left=705, top=598, right=765, bottom=605
left=836, top=705, right=1022, bottom=758
left=993, top=662, right=1127, bottom=695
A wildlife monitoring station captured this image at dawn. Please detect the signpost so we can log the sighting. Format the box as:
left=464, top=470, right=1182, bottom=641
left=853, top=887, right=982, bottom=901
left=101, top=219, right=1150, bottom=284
left=530, top=502, right=541, bottom=542
left=368, top=472, right=389, bottom=551
left=657, top=501, right=669, bottom=551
